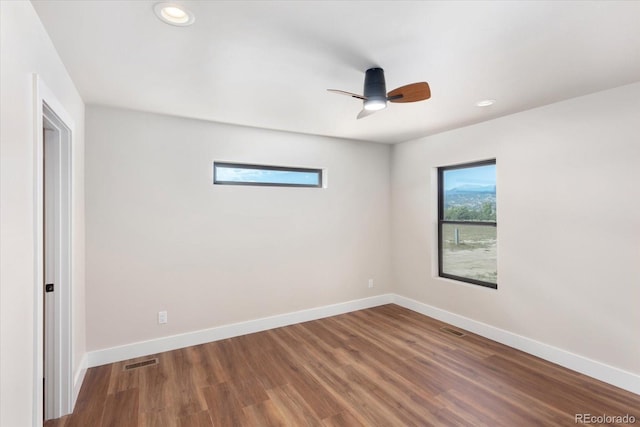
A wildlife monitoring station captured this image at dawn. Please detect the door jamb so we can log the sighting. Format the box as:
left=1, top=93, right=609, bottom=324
left=33, top=74, right=74, bottom=425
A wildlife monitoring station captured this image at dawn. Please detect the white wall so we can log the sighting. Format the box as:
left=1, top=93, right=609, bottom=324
left=391, top=82, right=640, bottom=375
left=85, top=106, right=391, bottom=352
left=0, top=1, right=86, bottom=426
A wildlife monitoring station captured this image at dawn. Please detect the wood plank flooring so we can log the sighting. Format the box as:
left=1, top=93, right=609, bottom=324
left=45, top=304, right=640, bottom=426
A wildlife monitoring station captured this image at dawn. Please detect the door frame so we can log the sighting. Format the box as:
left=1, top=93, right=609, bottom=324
left=33, top=74, right=74, bottom=424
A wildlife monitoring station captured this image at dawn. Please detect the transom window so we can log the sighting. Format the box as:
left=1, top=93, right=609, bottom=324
left=214, top=162, right=323, bottom=188
left=438, top=159, right=497, bottom=288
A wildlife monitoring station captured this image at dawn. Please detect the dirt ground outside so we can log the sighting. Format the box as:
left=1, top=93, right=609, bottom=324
left=441, top=224, right=497, bottom=284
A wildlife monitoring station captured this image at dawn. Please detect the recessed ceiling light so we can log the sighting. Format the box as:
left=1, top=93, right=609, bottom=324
left=475, top=99, right=496, bottom=107
left=154, top=3, right=195, bottom=26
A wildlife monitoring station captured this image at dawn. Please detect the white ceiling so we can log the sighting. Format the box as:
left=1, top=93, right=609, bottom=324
left=32, top=1, right=640, bottom=144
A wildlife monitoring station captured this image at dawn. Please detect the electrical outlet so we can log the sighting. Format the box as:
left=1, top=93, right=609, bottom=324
left=368, top=279, right=374, bottom=288
left=158, top=310, right=168, bottom=324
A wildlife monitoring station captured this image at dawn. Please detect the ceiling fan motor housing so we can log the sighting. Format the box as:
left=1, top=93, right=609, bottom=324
left=363, top=67, right=387, bottom=110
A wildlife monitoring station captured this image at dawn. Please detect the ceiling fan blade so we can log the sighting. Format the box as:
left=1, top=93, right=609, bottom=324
left=327, top=89, right=366, bottom=100
left=387, top=82, right=431, bottom=103
left=357, top=109, right=377, bottom=120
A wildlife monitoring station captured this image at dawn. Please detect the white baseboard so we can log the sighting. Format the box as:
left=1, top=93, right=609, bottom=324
left=84, top=292, right=638, bottom=396
left=87, top=294, right=395, bottom=368
left=392, top=294, right=640, bottom=395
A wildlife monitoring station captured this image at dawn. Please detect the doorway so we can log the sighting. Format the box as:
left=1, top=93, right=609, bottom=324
left=35, top=75, right=74, bottom=423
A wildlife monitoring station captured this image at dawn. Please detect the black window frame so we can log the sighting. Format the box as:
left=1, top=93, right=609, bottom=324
left=438, top=159, right=497, bottom=289
left=213, top=162, right=323, bottom=188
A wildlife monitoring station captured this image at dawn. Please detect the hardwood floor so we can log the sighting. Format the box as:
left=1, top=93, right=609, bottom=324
left=45, top=304, right=640, bottom=426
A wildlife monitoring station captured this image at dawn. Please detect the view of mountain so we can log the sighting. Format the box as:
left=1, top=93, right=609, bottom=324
left=442, top=163, right=496, bottom=221
left=447, top=184, right=496, bottom=193
left=444, top=188, right=496, bottom=221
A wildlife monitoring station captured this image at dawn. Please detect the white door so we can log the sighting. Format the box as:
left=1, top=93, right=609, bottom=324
left=43, top=118, right=60, bottom=421
left=36, top=77, right=74, bottom=422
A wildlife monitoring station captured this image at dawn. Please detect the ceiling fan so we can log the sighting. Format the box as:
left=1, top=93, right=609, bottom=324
left=328, top=67, right=431, bottom=119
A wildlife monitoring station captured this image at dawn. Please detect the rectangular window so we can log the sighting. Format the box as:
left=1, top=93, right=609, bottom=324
left=214, top=162, right=323, bottom=188
left=438, top=159, right=497, bottom=288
